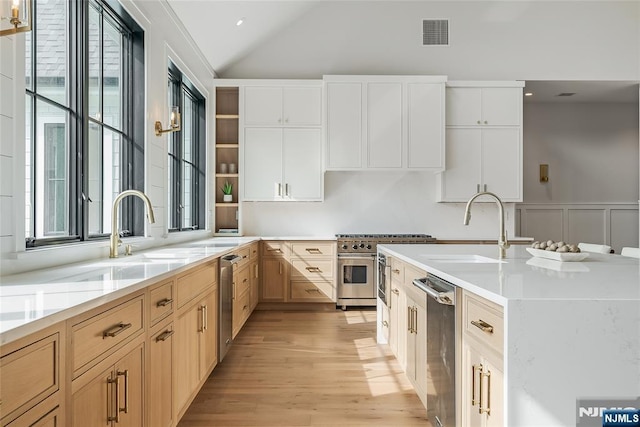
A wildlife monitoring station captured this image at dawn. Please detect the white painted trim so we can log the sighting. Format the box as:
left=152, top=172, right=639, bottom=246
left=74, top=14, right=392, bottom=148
left=447, top=81, right=525, bottom=88
left=324, top=75, right=447, bottom=83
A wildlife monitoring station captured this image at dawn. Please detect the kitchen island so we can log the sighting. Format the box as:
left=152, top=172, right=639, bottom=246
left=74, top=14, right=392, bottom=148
left=378, top=243, right=640, bottom=427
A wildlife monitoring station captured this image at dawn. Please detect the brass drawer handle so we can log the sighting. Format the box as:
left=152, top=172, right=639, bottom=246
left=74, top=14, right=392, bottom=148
left=391, top=288, right=399, bottom=295
left=243, top=278, right=248, bottom=283
left=471, top=319, right=494, bottom=334
left=107, top=374, right=120, bottom=422
left=117, top=369, right=129, bottom=415
left=482, top=370, right=492, bottom=415
left=103, top=322, right=132, bottom=338
left=155, top=329, right=174, bottom=342
left=305, top=288, right=320, bottom=293
left=382, top=320, right=388, bottom=327
left=306, top=266, right=321, bottom=273
left=305, top=248, right=322, bottom=254
left=267, top=248, right=282, bottom=253
left=156, top=298, right=173, bottom=307
left=392, top=269, right=400, bottom=274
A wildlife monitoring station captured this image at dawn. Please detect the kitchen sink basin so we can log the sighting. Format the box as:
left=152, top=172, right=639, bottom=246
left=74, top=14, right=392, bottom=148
left=419, top=254, right=504, bottom=264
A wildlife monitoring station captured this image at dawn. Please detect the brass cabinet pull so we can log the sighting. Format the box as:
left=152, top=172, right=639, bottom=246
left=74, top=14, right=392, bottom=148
left=117, top=369, right=129, bottom=415
left=477, top=183, right=481, bottom=193
left=243, top=305, right=248, bottom=311
left=107, top=374, right=120, bottom=422
left=392, top=269, right=400, bottom=274
left=267, top=248, right=282, bottom=253
left=155, top=329, right=174, bottom=342
left=382, top=320, right=388, bottom=327
left=471, top=364, right=477, bottom=406
left=305, top=248, right=321, bottom=254
left=305, top=288, right=320, bottom=293
left=285, top=183, right=290, bottom=197
left=478, top=365, right=485, bottom=415
left=203, top=305, right=208, bottom=330
left=306, top=266, right=321, bottom=273
left=243, top=278, right=248, bottom=283
left=471, top=319, right=494, bottom=334
left=391, top=288, right=399, bottom=295
left=279, top=261, right=282, bottom=275
left=199, top=306, right=205, bottom=332
left=156, top=298, right=173, bottom=307
left=484, top=184, right=487, bottom=192
left=232, top=282, right=236, bottom=300
left=413, top=307, right=418, bottom=334
left=407, top=307, right=412, bottom=332
left=277, top=183, right=282, bottom=197
left=103, top=322, right=132, bottom=338
left=484, top=370, right=492, bottom=415
left=254, top=264, right=258, bottom=278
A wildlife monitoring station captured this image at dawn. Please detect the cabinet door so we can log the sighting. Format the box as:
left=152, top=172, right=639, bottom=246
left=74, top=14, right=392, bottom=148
left=414, top=303, right=427, bottom=399
left=446, top=87, right=482, bottom=126
left=200, top=290, right=218, bottom=376
left=367, top=82, right=402, bottom=168
left=483, top=359, right=504, bottom=427
left=261, top=257, right=286, bottom=301
left=441, top=128, right=481, bottom=201
left=481, top=128, right=521, bottom=201
left=282, top=128, right=322, bottom=201
left=149, top=324, right=174, bottom=427
left=326, top=82, right=362, bottom=169
left=389, top=285, right=406, bottom=369
left=283, top=87, right=322, bottom=126
left=71, top=365, right=112, bottom=427
left=244, top=128, right=283, bottom=200
left=407, top=83, right=444, bottom=169
left=250, top=260, right=259, bottom=310
left=461, top=341, right=484, bottom=427
left=481, top=88, right=521, bottom=126
left=405, top=303, right=416, bottom=383
left=174, top=303, right=201, bottom=414
left=244, top=86, right=283, bottom=125
left=114, top=343, right=144, bottom=427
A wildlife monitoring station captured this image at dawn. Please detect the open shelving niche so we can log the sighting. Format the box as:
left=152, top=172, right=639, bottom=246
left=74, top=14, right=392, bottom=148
left=214, top=86, right=241, bottom=236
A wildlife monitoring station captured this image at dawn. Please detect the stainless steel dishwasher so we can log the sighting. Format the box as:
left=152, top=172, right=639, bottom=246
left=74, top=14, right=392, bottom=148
left=413, top=274, right=456, bottom=427
left=219, top=254, right=242, bottom=362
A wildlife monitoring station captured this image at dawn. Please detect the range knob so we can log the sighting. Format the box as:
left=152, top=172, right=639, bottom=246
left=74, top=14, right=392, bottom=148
left=366, top=244, right=372, bottom=250
left=359, top=243, right=365, bottom=248
left=341, top=244, right=348, bottom=250
left=352, top=244, right=358, bottom=250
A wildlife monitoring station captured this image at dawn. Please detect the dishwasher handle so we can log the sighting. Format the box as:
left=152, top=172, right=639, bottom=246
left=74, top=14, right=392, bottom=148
left=413, top=278, right=455, bottom=306
left=222, top=254, right=243, bottom=264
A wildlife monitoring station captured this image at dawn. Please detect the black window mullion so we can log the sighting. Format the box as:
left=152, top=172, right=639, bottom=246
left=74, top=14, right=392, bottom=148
left=70, top=0, right=82, bottom=241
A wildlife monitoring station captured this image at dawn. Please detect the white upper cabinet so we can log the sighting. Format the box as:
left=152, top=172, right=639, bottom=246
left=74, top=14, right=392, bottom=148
left=244, top=85, right=322, bottom=126
left=446, top=85, right=522, bottom=126
left=437, top=81, right=524, bottom=202
left=324, top=75, right=446, bottom=171
left=243, top=128, right=283, bottom=200
left=282, top=128, right=323, bottom=200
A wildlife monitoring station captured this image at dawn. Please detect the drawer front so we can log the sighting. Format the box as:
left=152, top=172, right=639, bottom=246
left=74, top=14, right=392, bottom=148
left=390, top=258, right=404, bottom=285
left=290, top=241, right=335, bottom=257
left=72, top=296, right=144, bottom=374
left=290, top=258, right=334, bottom=280
left=0, top=334, right=59, bottom=422
left=463, top=292, right=504, bottom=355
left=232, top=290, right=251, bottom=338
left=237, top=246, right=251, bottom=268
left=249, top=242, right=259, bottom=259
left=289, top=280, right=334, bottom=302
left=235, top=265, right=251, bottom=299
left=262, top=241, right=286, bottom=257
left=149, top=280, right=174, bottom=325
left=176, top=260, right=218, bottom=308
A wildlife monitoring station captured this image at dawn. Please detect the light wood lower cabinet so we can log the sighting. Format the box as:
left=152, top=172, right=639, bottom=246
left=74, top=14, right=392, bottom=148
left=405, top=290, right=427, bottom=407
left=5, top=394, right=61, bottom=427
left=175, top=288, right=217, bottom=418
left=461, top=290, right=504, bottom=427
left=148, top=321, right=174, bottom=427
left=261, top=255, right=287, bottom=301
left=71, top=339, right=144, bottom=427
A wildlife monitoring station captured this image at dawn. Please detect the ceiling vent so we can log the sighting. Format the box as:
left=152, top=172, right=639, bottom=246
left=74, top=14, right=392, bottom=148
left=556, top=92, right=576, bottom=97
left=423, top=19, right=449, bottom=46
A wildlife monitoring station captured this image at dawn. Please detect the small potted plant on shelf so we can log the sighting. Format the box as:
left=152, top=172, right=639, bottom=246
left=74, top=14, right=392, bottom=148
left=221, top=181, right=233, bottom=202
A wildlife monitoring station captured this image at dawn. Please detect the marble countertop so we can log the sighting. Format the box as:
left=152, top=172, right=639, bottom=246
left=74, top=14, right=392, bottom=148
left=0, top=236, right=259, bottom=344
left=378, top=244, right=640, bottom=305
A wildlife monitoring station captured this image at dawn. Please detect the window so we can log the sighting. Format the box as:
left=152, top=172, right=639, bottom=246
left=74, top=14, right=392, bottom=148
left=25, top=0, right=144, bottom=247
left=167, top=62, right=206, bottom=232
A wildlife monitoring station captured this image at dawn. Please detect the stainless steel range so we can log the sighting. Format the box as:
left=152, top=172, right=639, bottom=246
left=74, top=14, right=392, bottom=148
left=336, top=234, right=435, bottom=309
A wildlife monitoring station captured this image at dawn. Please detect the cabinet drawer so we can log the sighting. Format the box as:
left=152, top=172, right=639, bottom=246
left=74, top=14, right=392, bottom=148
left=249, top=242, right=259, bottom=259
left=0, top=333, right=60, bottom=423
left=237, top=246, right=251, bottom=268
left=235, top=265, right=251, bottom=299
left=290, top=242, right=335, bottom=257
left=262, top=241, right=286, bottom=257
left=463, top=292, right=504, bottom=355
left=149, top=280, right=174, bottom=325
left=290, top=258, right=334, bottom=280
left=390, top=258, right=405, bottom=285
left=176, top=260, right=218, bottom=308
left=72, top=296, right=144, bottom=374
left=232, top=290, right=251, bottom=338
left=289, top=280, right=334, bottom=302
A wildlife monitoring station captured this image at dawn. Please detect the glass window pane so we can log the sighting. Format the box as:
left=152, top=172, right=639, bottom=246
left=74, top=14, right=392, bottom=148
left=103, top=16, right=122, bottom=130
left=35, top=0, right=68, bottom=106
left=168, top=154, right=179, bottom=229
left=104, top=128, right=121, bottom=234
left=25, top=30, right=32, bottom=90
left=88, top=5, right=101, bottom=121
left=87, top=122, right=103, bottom=235
left=25, top=96, right=33, bottom=238
left=182, top=93, right=192, bottom=163
left=34, top=100, right=68, bottom=238
left=182, top=161, right=192, bottom=229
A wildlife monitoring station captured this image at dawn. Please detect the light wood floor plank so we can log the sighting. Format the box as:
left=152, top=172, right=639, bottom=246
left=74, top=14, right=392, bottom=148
left=178, top=309, right=430, bottom=426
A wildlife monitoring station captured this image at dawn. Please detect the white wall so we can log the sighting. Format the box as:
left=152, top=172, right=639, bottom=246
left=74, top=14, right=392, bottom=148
left=0, top=0, right=215, bottom=276
left=219, top=1, right=640, bottom=80
left=242, top=171, right=516, bottom=238
left=523, top=103, right=639, bottom=203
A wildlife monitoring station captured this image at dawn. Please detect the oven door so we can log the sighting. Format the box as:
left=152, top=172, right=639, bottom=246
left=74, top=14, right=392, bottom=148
left=338, top=255, right=375, bottom=298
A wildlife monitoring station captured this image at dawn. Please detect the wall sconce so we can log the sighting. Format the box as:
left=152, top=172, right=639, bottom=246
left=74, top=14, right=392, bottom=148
left=155, top=106, right=181, bottom=136
left=0, top=0, right=32, bottom=37
left=540, top=164, right=549, bottom=183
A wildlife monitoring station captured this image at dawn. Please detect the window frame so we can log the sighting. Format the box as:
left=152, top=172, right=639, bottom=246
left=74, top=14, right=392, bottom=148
left=25, top=0, right=144, bottom=248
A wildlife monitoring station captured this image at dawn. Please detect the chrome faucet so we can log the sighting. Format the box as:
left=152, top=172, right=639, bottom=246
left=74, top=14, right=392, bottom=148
left=110, top=190, right=156, bottom=258
left=463, top=191, right=510, bottom=259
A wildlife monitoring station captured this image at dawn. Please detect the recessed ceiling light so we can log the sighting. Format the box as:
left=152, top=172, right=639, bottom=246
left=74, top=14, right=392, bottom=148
left=524, top=92, right=533, bottom=97
left=236, top=18, right=244, bottom=26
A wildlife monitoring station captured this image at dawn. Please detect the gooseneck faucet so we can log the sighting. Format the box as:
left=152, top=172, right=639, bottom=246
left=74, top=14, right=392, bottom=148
left=463, top=191, right=510, bottom=259
left=110, top=190, right=156, bottom=258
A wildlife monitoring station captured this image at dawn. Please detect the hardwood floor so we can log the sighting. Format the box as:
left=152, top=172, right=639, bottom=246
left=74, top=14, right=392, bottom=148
left=178, top=309, right=431, bottom=426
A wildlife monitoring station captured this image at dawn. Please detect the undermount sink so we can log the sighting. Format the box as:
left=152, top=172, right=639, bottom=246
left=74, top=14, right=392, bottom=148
left=420, top=254, right=505, bottom=264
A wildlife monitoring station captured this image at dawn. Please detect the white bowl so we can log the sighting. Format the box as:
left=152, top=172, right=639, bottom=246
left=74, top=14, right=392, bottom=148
left=526, top=247, right=589, bottom=262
